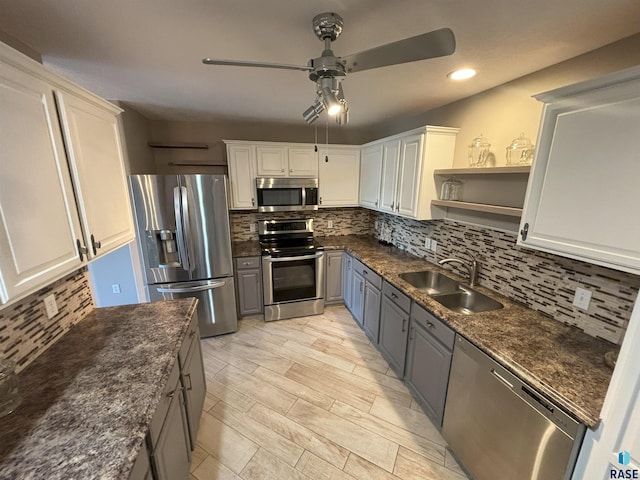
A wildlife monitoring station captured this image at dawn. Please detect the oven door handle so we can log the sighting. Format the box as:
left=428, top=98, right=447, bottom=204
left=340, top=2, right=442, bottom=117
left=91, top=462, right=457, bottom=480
left=266, top=253, right=324, bottom=263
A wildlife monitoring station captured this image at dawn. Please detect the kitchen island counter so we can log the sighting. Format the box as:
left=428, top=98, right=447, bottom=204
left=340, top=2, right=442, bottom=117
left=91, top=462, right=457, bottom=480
left=317, top=235, right=614, bottom=428
left=0, top=298, right=198, bottom=480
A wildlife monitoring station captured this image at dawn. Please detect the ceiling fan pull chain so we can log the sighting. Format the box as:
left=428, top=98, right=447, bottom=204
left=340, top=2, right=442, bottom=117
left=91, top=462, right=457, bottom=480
left=325, top=118, right=329, bottom=162
left=314, top=123, right=318, bottom=152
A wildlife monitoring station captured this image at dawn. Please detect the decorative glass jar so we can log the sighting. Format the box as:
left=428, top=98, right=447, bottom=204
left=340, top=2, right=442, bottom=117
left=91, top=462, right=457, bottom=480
left=506, top=133, right=535, bottom=165
left=440, top=177, right=463, bottom=201
left=468, top=134, right=491, bottom=167
left=0, top=358, right=20, bottom=418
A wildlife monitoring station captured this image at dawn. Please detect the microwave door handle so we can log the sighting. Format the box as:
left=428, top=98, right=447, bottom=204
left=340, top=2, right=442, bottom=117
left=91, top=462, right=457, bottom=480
left=156, top=280, right=226, bottom=294
left=173, top=186, right=190, bottom=271
left=301, top=186, right=306, bottom=208
left=267, top=253, right=324, bottom=262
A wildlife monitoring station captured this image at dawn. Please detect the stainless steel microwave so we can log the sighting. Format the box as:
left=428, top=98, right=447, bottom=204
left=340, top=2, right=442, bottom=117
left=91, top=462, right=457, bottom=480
left=255, top=177, right=319, bottom=212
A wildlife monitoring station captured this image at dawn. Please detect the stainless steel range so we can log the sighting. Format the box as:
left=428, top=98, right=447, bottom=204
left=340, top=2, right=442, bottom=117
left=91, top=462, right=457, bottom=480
left=259, top=219, right=325, bottom=321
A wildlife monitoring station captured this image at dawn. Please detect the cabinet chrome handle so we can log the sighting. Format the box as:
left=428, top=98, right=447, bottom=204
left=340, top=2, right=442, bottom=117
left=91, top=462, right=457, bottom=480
left=76, top=239, right=88, bottom=261
left=390, top=202, right=394, bottom=210
left=319, top=197, right=322, bottom=205
left=190, top=329, right=196, bottom=338
left=426, top=321, right=435, bottom=329
left=402, top=318, right=407, bottom=332
left=360, top=282, right=363, bottom=293
left=363, top=270, right=368, bottom=276
left=391, top=292, right=398, bottom=299
left=90, top=234, right=101, bottom=255
left=410, top=326, right=415, bottom=340
left=281, top=168, right=285, bottom=172
left=184, top=373, right=193, bottom=391
left=167, top=390, right=176, bottom=398
left=251, top=198, right=255, bottom=206
left=375, top=200, right=378, bottom=207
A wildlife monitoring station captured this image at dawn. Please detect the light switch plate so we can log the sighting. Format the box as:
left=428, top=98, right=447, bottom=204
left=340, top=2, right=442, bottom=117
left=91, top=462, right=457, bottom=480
left=249, top=223, right=256, bottom=233
left=573, top=287, right=592, bottom=310
left=430, top=239, right=438, bottom=252
left=112, top=284, right=121, bottom=294
left=328, top=220, right=334, bottom=229
left=43, top=293, right=58, bottom=319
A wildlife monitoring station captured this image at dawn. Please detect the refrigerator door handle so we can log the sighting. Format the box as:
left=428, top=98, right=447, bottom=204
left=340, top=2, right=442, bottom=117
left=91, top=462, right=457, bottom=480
left=156, top=279, right=226, bottom=294
left=180, top=185, right=193, bottom=271
left=173, top=186, right=190, bottom=271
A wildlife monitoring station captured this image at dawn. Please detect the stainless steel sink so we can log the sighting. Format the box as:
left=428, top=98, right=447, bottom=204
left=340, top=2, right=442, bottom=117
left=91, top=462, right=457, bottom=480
left=431, top=287, right=503, bottom=315
left=398, top=270, right=460, bottom=295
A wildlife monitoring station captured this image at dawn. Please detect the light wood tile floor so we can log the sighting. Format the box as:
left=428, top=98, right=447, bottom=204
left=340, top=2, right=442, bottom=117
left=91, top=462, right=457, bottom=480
left=191, top=305, right=469, bottom=480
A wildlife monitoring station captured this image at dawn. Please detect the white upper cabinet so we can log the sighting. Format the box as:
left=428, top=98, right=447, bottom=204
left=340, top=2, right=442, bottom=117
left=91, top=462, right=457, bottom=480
left=359, top=143, right=383, bottom=209
left=225, top=142, right=257, bottom=210
left=519, top=66, right=640, bottom=274
left=360, top=126, right=459, bottom=220
left=0, top=41, right=133, bottom=305
left=256, top=144, right=318, bottom=177
left=0, top=57, right=84, bottom=304
left=318, top=147, right=361, bottom=207
left=55, top=91, right=134, bottom=260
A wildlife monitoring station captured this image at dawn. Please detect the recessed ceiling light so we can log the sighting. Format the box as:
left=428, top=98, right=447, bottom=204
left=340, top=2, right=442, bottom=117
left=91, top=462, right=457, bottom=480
left=448, top=68, right=477, bottom=80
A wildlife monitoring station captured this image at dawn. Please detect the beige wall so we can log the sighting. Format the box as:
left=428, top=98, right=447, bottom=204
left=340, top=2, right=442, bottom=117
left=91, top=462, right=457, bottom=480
left=116, top=103, right=155, bottom=174
left=369, top=34, right=640, bottom=167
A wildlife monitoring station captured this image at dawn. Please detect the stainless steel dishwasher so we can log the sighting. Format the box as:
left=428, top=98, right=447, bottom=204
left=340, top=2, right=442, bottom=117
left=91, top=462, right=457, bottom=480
left=442, top=336, right=585, bottom=480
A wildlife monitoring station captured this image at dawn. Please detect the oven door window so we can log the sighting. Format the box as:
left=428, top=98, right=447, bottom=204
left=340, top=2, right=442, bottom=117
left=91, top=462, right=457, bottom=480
left=257, top=188, right=302, bottom=207
left=271, top=258, right=316, bottom=302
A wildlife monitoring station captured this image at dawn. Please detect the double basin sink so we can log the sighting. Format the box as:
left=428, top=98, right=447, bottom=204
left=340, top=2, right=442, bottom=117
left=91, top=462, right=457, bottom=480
left=398, top=270, right=503, bottom=315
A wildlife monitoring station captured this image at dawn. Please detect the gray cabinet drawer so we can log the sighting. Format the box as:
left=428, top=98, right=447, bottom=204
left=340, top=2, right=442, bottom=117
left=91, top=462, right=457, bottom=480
left=352, top=258, right=382, bottom=290
left=235, top=256, right=261, bottom=270
left=382, top=281, right=411, bottom=313
left=410, top=303, right=455, bottom=350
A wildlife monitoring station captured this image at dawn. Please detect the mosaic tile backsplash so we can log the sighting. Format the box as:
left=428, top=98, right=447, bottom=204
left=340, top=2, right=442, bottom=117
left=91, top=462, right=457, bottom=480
left=374, top=213, right=639, bottom=345
left=0, top=268, right=94, bottom=372
left=230, top=207, right=375, bottom=242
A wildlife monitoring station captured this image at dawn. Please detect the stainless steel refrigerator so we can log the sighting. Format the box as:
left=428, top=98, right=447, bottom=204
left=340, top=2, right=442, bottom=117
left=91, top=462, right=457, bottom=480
left=129, top=174, right=238, bottom=337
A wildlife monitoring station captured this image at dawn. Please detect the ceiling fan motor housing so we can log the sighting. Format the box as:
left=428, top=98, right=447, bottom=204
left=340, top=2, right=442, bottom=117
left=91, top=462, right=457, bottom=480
left=312, top=12, right=343, bottom=41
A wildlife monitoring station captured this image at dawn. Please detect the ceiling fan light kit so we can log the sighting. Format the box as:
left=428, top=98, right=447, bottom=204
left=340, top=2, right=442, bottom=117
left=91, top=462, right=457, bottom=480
left=203, top=11, right=456, bottom=126
left=448, top=68, right=477, bottom=80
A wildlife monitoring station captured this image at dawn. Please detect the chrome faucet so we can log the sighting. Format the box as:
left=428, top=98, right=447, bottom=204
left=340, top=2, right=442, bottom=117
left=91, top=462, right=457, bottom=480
left=439, top=255, right=479, bottom=287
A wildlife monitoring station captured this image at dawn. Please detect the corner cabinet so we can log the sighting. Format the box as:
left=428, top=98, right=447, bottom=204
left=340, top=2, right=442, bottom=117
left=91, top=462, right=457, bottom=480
left=0, top=41, right=133, bottom=306
left=318, top=147, right=361, bottom=207
left=518, top=66, right=640, bottom=274
left=359, top=126, right=459, bottom=220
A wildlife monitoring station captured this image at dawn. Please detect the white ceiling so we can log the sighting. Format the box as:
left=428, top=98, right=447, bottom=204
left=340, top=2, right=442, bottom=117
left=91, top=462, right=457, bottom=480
left=0, top=0, right=638, bottom=129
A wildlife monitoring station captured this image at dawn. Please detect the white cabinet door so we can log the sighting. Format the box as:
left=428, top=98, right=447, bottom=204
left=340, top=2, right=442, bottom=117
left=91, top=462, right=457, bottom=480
left=318, top=148, right=360, bottom=207
left=0, top=64, right=84, bottom=304
left=519, top=68, right=640, bottom=274
left=359, top=143, right=383, bottom=209
left=55, top=91, right=134, bottom=260
left=397, top=134, right=423, bottom=218
left=288, top=146, right=318, bottom=177
left=379, top=139, right=401, bottom=213
left=226, top=143, right=257, bottom=209
left=256, top=145, right=287, bottom=177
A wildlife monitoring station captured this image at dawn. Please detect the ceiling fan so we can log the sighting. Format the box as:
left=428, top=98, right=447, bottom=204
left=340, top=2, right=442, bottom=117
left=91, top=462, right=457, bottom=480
left=203, top=12, right=456, bottom=125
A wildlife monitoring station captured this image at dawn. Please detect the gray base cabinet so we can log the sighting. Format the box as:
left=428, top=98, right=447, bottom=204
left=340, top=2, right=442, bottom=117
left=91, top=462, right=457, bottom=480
left=351, top=270, right=365, bottom=325
left=179, top=320, right=207, bottom=450
left=379, top=281, right=411, bottom=377
left=363, top=281, right=381, bottom=344
left=235, top=257, right=263, bottom=316
left=148, top=362, right=191, bottom=480
left=138, top=314, right=207, bottom=480
left=343, top=252, right=353, bottom=310
left=325, top=251, right=344, bottom=304
left=405, top=303, right=455, bottom=426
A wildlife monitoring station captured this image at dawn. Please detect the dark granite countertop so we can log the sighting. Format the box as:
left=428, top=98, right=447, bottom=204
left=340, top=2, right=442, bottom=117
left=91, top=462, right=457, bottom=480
left=0, top=298, right=198, bottom=480
left=232, top=240, right=261, bottom=258
left=317, top=235, right=614, bottom=428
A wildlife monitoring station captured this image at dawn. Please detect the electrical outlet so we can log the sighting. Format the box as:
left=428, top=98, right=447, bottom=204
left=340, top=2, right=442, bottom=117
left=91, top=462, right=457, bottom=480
left=43, top=293, right=58, bottom=319
left=430, top=239, right=438, bottom=252
left=249, top=223, right=256, bottom=233
left=328, top=220, right=334, bottom=229
left=112, top=284, right=121, bottom=294
left=573, top=287, right=592, bottom=310
left=424, top=237, right=431, bottom=249
left=375, top=220, right=380, bottom=230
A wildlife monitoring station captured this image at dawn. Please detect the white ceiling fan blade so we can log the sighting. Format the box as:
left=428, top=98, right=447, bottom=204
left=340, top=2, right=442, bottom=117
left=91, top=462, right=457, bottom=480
left=339, top=28, right=456, bottom=74
left=202, top=58, right=312, bottom=72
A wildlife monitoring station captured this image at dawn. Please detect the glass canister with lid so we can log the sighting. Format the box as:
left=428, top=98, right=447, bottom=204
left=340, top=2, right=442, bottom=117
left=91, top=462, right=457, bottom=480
left=468, top=134, right=491, bottom=167
left=506, top=133, right=535, bottom=165
left=0, top=358, right=21, bottom=418
left=440, top=177, right=463, bottom=201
